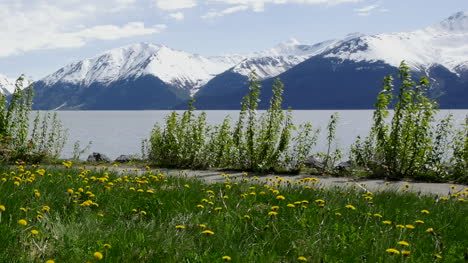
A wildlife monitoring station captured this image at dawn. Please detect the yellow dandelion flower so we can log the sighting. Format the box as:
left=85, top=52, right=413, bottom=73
left=386, top=248, right=400, bottom=255
left=140, top=211, right=147, bottom=215
left=94, top=251, right=103, bottom=260
left=396, top=224, right=405, bottom=228
left=0, top=205, right=5, bottom=212
left=434, top=254, right=443, bottom=259
left=271, top=206, right=280, bottom=211
left=405, top=224, right=415, bottom=229
left=222, top=256, right=232, bottom=261
left=103, top=244, right=111, bottom=249
left=31, top=229, right=39, bottom=235
left=383, top=220, right=392, bottom=225
left=420, top=210, right=430, bottom=214
left=440, top=197, right=449, bottom=201
left=214, top=207, right=222, bottom=211
left=184, top=184, right=190, bottom=188
left=201, top=230, right=215, bottom=235
left=45, top=260, right=55, bottom=263
left=42, top=206, right=50, bottom=212
left=175, top=225, right=185, bottom=229
left=197, top=205, right=204, bottom=209
left=268, top=211, right=278, bottom=216
left=199, top=224, right=207, bottom=228
left=345, top=204, right=356, bottom=210
left=315, top=199, right=325, bottom=204
left=318, top=204, right=325, bottom=208
left=335, top=212, right=342, bottom=216
left=402, top=250, right=411, bottom=257
left=287, top=204, right=296, bottom=208
left=18, top=219, right=27, bottom=226
left=398, top=241, right=410, bottom=246
left=276, top=195, right=286, bottom=200
left=426, top=228, right=434, bottom=233
left=415, top=220, right=424, bottom=224
left=243, top=215, right=251, bottom=220
left=373, top=213, right=383, bottom=218
left=297, top=256, right=308, bottom=261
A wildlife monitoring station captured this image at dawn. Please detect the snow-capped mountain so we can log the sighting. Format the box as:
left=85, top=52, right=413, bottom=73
left=324, top=11, right=468, bottom=74
left=194, top=11, right=468, bottom=109
left=0, top=74, right=15, bottom=95
left=33, top=11, right=468, bottom=110
left=42, top=43, right=246, bottom=95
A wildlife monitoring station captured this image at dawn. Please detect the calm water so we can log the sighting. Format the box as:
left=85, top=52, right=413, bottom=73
left=47, top=110, right=468, bottom=160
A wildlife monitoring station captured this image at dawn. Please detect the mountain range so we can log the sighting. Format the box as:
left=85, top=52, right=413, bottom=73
left=2, top=11, right=468, bottom=110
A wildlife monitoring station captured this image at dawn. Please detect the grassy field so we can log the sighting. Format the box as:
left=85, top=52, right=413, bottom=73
left=0, top=163, right=467, bottom=262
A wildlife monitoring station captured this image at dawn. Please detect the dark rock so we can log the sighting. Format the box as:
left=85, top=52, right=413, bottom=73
left=115, top=155, right=132, bottom=163
left=336, top=161, right=352, bottom=171
left=304, top=156, right=324, bottom=169
left=87, top=152, right=111, bottom=162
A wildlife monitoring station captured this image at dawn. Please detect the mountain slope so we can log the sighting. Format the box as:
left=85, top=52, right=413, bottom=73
left=0, top=74, right=16, bottom=95
left=195, top=11, right=468, bottom=109
left=34, top=43, right=245, bottom=110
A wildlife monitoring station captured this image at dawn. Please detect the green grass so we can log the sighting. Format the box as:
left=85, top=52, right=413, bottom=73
left=0, top=163, right=467, bottom=262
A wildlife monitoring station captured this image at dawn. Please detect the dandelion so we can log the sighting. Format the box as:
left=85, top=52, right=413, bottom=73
left=415, top=220, right=424, bottom=224
left=199, top=224, right=207, bottom=228
left=398, top=241, right=409, bottom=246
left=426, top=228, right=434, bottom=233
left=140, top=211, right=147, bottom=216
left=297, top=256, right=308, bottom=261
left=103, top=244, right=111, bottom=249
left=31, top=229, right=39, bottom=235
left=276, top=195, right=286, bottom=200
left=421, top=210, right=430, bottom=214
left=315, top=199, right=325, bottom=204
left=94, top=251, right=103, bottom=260
left=386, top=248, right=400, bottom=255
left=201, top=230, right=215, bottom=236
left=396, top=224, right=405, bottom=228
left=18, top=219, right=27, bottom=226
left=0, top=205, right=5, bottom=212
left=184, top=184, right=190, bottom=188
left=271, top=206, right=280, bottom=211
left=402, top=251, right=411, bottom=257
left=405, top=224, right=415, bottom=229
left=45, top=260, right=55, bottom=263
left=383, top=221, right=392, bottom=225
left=440, top=197, right=449, bottom=201
left=42, top=206, right=50, bottom=212
left=243, top=215, right=251, bottom=220
left=175, top=225, right=185, bottom=229
left=268, top=211, right=278, bottom=216
left=373, top=213, right=382, bottom=218
left=214, top=207, right=222, bottom=211
left=345, top=204, right=356, bottom=210
left=67, top=189, right=74, bottom=194
left=335, top=212, right=342, bottom=216
left=287, top=204, right=296, bottom=208
left=197, top=205, right=204, bottom=209
left=222, top=256, right=232, bottom=261
left=434, top=254, right=442, bottom=259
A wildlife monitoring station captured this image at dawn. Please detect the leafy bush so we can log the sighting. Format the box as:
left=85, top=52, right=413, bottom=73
left=0, top=75, right=67, bottom=162
left=148, top=72, right=318, bottom=172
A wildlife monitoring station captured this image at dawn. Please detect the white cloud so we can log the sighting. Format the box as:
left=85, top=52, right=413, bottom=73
left=155, top=0, right=197, bottom=10
left=0, top=1, right=166, bottom=57
left=202, top=5, right=249, bottom=19
left=168, top=12, right=185, bottom=20
left=209, top=0, right=364, bottom=12
left=354, top=2, right=388, bottom=16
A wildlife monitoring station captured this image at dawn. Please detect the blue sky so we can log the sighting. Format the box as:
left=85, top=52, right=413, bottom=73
left=0, top=0, right=467, bottom=80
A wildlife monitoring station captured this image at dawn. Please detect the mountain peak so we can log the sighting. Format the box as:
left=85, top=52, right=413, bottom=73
left=435, top=11, right=468, bottom=32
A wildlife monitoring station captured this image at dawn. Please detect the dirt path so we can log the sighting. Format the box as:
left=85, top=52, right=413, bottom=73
left=85, top=165, right=467, bottom=197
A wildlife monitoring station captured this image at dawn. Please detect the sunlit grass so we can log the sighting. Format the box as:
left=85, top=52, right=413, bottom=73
left=0, top=163, right=467, bottom=262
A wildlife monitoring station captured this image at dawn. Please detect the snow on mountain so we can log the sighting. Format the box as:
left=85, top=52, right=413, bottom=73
left=0, top=74, right=32, bottom=95
left=231, top=35, right=365, bottom=80
left=0, top=74, right=15, bottom=95
left=325, top=11, right=468, bottom=74
left=41, top=43, right=246, bottom=95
